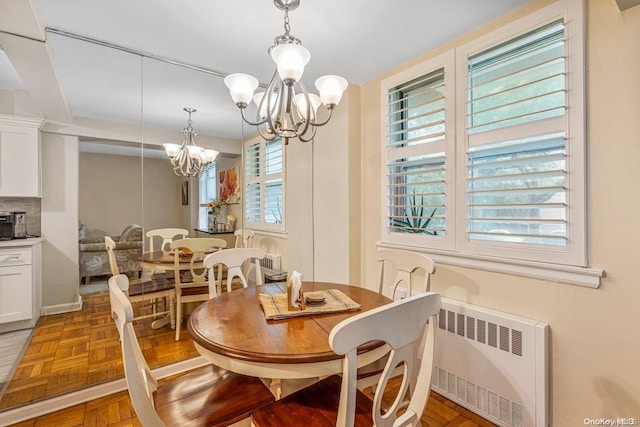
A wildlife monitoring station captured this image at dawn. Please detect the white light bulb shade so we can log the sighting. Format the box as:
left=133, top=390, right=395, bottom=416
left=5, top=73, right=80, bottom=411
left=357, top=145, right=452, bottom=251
left=224, top=73, right=259, bottom=105
left=204, top=149, right=218, bottom=162
left=163, top=143, right=181, bottom=158
left=315, top=75, right=348, bottom=106
left=270, top=44, right=310, bottom=82
left=294, top=93, right=322, bottom=118
left=253, top=91, right=277, bottom=118
left=187, top=145, right=204, bottom=159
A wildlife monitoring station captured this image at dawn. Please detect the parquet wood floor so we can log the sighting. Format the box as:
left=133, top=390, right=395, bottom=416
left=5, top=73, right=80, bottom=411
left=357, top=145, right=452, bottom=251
left=8, top=380, right=496, bottom=427
left=2, top=288, right=497, bottom=427
left=0, top=291, right=199, bottom=410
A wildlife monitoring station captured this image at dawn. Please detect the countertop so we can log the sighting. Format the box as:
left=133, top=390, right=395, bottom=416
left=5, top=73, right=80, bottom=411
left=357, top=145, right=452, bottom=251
left=0, top=237, right=44, bottom=247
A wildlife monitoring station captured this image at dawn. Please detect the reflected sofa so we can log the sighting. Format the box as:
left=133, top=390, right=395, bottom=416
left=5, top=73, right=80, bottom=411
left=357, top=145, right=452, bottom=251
left=79, top=224, right=143, bottom=283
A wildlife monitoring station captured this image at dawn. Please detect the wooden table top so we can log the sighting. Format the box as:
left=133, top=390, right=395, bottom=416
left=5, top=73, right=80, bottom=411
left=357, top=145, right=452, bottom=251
left=187, top=282, right=392, bottom=365
left=140, top=250, right=212, bottom=265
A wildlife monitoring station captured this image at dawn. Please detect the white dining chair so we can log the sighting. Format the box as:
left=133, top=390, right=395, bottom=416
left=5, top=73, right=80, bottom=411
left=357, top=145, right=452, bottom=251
left=107, top=274, right=275, bottom=427
left=145, top=228, right=188, bottom=252
left=105, top=236, right=175, bottom=327
left=234, top=229, right=255, bottom=248
left=204, top=247, right=265, bottom=295
left=357, top=248, right=436, bottom=391
left=169, top=237, right=226, bottom=341
left=250, top=291, right=441, bottom=427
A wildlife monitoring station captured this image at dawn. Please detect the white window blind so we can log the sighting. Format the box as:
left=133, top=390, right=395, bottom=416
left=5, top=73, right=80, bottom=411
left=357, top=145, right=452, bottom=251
left=198, top=162, right=216, bottom=229
left=264, top=139, right=283, bottom=224
left=245, top=142, right=261, bottom=223
left=244, top=138, right=285, bottom=230
left=386, top=68, right=448, bottom=238
left=465, top=19, right=568, bottom=248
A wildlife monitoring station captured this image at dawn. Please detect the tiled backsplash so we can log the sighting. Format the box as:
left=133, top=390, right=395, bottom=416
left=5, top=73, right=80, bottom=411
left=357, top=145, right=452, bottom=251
left=0, top=197, right=41, bottom=237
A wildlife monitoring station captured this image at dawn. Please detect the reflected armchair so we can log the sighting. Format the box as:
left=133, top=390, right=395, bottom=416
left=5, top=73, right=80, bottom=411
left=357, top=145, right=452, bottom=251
left=79, top=224, right=143, bottom=283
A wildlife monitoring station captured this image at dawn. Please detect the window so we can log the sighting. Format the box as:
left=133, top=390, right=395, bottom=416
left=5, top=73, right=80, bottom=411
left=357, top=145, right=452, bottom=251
left=383, top=54, right=456, bottom=251
left=198, top=162, right=216, bottom=229
left=244, top=138, right=285, bottom=231
left=382, top=0, right=586, bottom=268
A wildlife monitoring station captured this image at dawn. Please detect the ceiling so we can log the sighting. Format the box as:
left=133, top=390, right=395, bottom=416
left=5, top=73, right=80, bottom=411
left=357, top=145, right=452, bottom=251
left=0, top=0, right=530, bottom=143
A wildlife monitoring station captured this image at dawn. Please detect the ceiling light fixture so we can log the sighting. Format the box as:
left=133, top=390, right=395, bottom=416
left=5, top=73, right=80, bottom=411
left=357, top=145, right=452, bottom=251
left=224, top=0, right=348, bottom=145
left=163, top=107, right=218, bottom=177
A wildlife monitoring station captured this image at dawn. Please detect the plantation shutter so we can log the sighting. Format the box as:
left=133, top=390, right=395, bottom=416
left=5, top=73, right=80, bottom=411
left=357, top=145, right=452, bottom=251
left=198, top=162, right=216, bottom=229
left=386, top=68, right=447, bottom=237
left=245, top=142, right=261, bottom=223
left=466, top=19, right=568, bottom=246
left=264, top=139, right=283, bottom=224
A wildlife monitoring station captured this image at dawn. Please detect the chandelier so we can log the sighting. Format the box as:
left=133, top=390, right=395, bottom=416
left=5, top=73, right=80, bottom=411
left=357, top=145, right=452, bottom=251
left=163, top=107, right=218, bottom=177
left=224, top=0, right=348, bottom=145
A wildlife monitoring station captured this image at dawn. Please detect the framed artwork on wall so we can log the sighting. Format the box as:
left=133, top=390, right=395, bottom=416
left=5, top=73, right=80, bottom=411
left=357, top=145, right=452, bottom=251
left=219, top=166, right=240, bottom=204
left=181, top=181, right=189, bottom=205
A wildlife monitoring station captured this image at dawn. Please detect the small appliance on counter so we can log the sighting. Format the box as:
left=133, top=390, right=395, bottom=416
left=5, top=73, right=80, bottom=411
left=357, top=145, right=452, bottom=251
left=11, top=211, right=27, bottom=239
left=0, top=212, right=14, bottom=240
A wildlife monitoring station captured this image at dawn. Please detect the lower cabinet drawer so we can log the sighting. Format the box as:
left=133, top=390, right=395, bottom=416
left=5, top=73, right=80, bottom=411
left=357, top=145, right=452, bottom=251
left=0, top=246, right=32, bottom=266
left=0, top=264, right=32, bottom=323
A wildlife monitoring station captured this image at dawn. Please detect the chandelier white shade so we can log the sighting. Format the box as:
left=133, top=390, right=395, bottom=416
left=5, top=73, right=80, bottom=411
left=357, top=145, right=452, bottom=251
left=163, top=107, right=218, bottom=177
left=223, top=0, right=348, bottom=145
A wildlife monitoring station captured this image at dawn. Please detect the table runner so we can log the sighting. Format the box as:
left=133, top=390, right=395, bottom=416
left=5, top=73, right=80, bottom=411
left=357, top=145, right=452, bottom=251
left=259, top=289, right=361, bottom=320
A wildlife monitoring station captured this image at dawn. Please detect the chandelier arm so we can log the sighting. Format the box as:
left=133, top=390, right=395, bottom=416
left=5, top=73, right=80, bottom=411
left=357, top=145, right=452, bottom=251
left=305, top=107, right=335, bottom=127
left=257, top=126, right=279, bottom=142
left=240, top=108, right=269, bottom=127
left=295, top=81, right=312, bottom=138
left=298, top=125, right=317, bottom=143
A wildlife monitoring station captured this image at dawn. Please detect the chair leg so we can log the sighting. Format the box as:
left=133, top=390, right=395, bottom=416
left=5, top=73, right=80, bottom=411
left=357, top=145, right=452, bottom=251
left=175, top=296, right=182, bottom=341
left=169, top=294, right=176, bottom=330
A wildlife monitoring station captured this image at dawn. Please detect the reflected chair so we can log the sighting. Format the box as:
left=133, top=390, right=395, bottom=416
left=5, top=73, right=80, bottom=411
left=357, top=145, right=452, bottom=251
left=170, top=237, right=227, bottom=341
left=357, top=248, right=437, bottom=391
left=146, top=228, right=189, bottom=252
left=204, top=247, right=265, bottom=295
left=105, top=236, right=175, bottom=327
left=250, top=292, right=441, bottom=427
left=108, top=274, right=275, bottom=427
left=234, top=229, right=255, bottom=248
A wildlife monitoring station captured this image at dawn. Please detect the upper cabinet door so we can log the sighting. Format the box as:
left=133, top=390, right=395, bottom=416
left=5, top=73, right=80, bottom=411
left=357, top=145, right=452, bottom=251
left=0, top=115, right=43, bottom=198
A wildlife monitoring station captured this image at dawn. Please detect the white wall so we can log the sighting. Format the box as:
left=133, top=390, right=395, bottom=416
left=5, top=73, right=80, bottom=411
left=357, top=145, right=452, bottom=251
left=41, top=133, right=80, bottom=310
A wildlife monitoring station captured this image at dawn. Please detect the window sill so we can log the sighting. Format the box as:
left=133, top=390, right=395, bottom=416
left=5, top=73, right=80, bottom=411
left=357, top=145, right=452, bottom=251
left=376, top=242, right=604, bottom=288
left=251, top=229, right=288, bottom=239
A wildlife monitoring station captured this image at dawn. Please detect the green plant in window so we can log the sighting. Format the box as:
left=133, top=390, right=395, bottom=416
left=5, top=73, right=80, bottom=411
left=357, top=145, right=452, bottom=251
left=391, top=190, right=438, bottom=235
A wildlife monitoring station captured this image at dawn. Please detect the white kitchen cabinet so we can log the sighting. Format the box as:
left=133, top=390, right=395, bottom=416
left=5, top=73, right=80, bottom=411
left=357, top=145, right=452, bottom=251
left=0, top=115, right=43, bottom=197
left=0, top=239, right=42, bottom=332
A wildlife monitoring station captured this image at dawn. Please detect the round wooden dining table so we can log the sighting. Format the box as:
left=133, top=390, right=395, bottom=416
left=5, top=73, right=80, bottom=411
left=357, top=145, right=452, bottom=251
left=187, top=281, right=392, bottom=395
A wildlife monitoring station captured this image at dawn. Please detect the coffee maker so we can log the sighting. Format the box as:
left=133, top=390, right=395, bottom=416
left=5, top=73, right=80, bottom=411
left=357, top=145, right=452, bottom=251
left=11, top=211, right=27, bottom=239
left=0, top=212, right=13, bottom=240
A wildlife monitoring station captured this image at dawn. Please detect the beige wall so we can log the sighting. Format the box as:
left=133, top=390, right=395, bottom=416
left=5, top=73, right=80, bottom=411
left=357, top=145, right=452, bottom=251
left=41, top=133, right=79, bottom=309
left=359, top=0, right=640, bottom=423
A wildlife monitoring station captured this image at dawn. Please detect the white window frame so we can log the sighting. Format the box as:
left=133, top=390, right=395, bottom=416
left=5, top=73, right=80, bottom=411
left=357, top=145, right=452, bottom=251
left=244, top=137, right=286, bottom=233
left=455, top=0, right=587, bottom=267
left=380, top=51, right=456, bottom=251
left=379, top=0, right=603, bottom=287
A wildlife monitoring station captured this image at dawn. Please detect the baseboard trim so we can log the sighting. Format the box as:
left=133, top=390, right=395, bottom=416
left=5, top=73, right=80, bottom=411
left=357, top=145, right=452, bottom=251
left=0, top=356, right=209, bottom=426
left=40, top=295, right=83, bottom=315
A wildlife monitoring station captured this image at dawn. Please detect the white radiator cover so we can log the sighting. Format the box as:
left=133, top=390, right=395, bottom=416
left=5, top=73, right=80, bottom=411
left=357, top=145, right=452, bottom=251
left=260, top=253, right=282, bottom=270
left=432, top=297, right=549, bottom=427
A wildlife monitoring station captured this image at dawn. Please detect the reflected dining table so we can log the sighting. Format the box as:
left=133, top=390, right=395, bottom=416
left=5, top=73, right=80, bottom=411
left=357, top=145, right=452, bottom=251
left=187, top=281, right=392, bottom=396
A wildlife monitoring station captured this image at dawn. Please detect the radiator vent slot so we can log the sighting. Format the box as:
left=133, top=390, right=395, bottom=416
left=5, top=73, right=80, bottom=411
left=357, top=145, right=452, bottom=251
left=260, top=253, right=281, bottom=270
left=433, top=298, right=548, bottom=426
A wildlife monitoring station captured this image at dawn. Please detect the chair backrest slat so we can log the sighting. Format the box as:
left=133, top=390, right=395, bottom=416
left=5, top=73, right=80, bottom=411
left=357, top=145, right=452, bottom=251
left=169, top=238, right=227, bottom=286
left=377, top=249, right=436, bottom=300
left=146, top=228, right=189, bottom=252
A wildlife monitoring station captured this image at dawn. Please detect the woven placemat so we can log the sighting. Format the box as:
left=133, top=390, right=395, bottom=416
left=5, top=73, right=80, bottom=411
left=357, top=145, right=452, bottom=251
left=259, top=289, right=362, bottom=320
